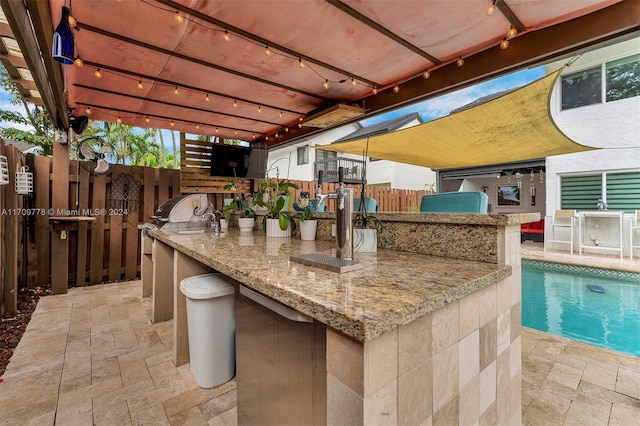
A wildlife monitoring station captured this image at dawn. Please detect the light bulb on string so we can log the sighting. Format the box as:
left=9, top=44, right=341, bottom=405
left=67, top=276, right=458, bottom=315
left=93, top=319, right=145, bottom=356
left=507, top=25, right=517, bottom=39
left=174, top=12, right=184, bottom=23
left=233, top=100, right=237, bottom=108
left=500, top=39, right=509, bottom=49
left=94, top=68, right=102, bottom=78
left=351, top=78, right=357, bottom=86
left=173, top=86, right=179, bottom=95
left=170, top=120, right=175, bottom=127
left=137, top=80, right=144, bottom=90
left=145, top=117, right=150, bottom=123
left=73, top=57, right=83, bottom=67
left=205, top=94, right=210, bottom=102
left=85, top=107, right=91, bottom=115
left=116, top=117, right=122, bottom=124
left=323, top=80, right=329, bottom=90
left=457, top=57, right=464, bottom=67
left=195, top=123, right=200, bottom=129
left=223, top=30, right=230, bottom=42
left=215, top=128, right=219, bottom=133
left=298, top=58, right=305, bottom=68
left=486, top=1, right=496, bottom=16
left=372, top=87, right=378, bottom=95
left=423, top=71, right=430, bottom=79
left=285, top=127, right=289, bottom=133
left=264, top=46, right=271, bottom=56
left=279, top=111, right=283, bottom=118
left=257, top=105, right=262, bottom=113
left=393, top=84, right=400, bottom=93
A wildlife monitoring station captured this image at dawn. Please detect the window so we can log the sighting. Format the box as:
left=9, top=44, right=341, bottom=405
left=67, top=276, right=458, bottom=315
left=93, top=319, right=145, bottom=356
left=316, top=149, right=337, bottom=161
left=561, top=67, right=602, bottom=110
left=297, top=146, right=309, bottom=165
left=561, top=53, right=640, bottom=110
left=561, top=172, right=640, bottom=212
left=606, top=53, right=640, bottom=102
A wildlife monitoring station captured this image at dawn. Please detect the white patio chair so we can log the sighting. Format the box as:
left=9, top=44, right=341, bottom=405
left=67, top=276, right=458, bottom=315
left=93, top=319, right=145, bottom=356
left=544, top=210, right=576, bottom=254
left=630, top=210, right=640, bottom=260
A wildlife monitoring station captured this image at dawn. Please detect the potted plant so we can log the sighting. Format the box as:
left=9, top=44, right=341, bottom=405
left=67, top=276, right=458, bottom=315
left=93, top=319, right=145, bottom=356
left=296, top=207, right=317, bottom=241
left=238, top=207, right=256, bottom=232
left=215, top=201, right=235, bottom=229
left=254, top=177, right=299, bottom=237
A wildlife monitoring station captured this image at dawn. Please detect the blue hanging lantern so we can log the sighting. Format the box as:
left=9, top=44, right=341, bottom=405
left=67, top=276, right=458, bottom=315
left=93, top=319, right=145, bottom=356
left=52, top=6, right=74, bottom=64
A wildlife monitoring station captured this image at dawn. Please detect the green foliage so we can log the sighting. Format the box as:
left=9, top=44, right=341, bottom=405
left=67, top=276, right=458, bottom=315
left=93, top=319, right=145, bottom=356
left=353, top=213, right=383, bottom=237
left=295, top=207, right=314, bottom=222
left=253, top=179, right=298, bottom=232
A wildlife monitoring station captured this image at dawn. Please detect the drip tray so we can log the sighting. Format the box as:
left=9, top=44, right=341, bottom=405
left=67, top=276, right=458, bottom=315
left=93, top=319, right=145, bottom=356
left=289, top=253, right=364, bottom=273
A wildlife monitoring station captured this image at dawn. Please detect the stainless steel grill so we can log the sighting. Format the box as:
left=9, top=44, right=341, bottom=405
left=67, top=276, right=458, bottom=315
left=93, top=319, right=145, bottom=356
left=144, top=194, right=212, bottom=232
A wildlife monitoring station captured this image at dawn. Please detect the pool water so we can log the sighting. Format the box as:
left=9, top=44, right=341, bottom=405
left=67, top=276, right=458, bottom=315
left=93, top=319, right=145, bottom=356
left=522, top=261, right=640, bottom=357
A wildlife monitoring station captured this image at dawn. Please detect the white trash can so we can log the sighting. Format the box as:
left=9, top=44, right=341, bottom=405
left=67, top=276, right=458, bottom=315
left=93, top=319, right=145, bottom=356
left=180, top=273, right=236, bottom=388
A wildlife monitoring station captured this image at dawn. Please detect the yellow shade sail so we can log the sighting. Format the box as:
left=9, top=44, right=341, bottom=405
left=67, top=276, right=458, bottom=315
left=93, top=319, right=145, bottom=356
left=317, top=69, right=597, bottom=170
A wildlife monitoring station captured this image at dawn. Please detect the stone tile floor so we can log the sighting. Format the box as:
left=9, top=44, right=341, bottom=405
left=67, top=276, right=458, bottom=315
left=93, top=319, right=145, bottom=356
left=0, top=244, right=638, bottom=425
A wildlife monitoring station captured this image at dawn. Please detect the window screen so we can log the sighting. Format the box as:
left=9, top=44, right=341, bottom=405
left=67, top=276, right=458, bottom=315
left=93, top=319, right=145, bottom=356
left=561, top=67, right=602, bottom=110
left=297, top=146, right=309, bottom=165
left=561, top=175, right=602, bottom=210
left=605, top=172, right=640, bottom=212
left=606, top=53, right=640, bottom=102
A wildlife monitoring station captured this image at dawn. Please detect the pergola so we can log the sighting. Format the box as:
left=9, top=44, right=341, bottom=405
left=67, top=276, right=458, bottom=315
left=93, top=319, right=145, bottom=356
left=1, top=0, right=639, bottom=148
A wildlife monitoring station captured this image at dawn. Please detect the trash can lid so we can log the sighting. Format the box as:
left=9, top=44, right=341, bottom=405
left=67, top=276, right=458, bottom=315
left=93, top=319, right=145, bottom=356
left=180, top=273, right=236, bottom=299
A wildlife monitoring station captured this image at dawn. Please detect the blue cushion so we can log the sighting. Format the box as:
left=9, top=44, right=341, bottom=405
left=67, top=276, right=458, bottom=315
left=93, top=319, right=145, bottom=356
left=420, top=191, right=488, bottom=213
left=354, top=197, right=377, bottom=213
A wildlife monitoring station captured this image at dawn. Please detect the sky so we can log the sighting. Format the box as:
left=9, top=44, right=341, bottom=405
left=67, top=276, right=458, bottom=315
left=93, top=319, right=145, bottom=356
left=0, top=66, right=545, bottom=149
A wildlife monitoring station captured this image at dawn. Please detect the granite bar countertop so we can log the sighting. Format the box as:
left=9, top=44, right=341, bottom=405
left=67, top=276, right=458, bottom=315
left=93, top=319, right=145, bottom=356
left=150, top=227, right=511, bottom=342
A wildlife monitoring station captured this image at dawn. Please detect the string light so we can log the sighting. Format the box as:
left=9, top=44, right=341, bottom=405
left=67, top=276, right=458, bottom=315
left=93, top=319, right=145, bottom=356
left=252, top=134, right=256, bottom=139
left=372, top=87, right=378, bottom=95
left=215, top=127, right=219, bottom=133
left=173, top=86, right=179, bottom=95
left=195, top=123, right=200, bottom=129
left=145, top=116, right=150, bottom=123
left=323, top=80, right=329, bottom=90
left=264, top=46, right=272, bottom=56
left=137, top=80, right=144, bottom=90
left=486, top=1, right=497, bottom=16
left=94, top=68, right=102, bottom=78
left=223, top=30, right=230, bottom=42
left=174, top=11, right=184, bottom=23
left=116, top=117, right=122, bottom=124
left=423, top=71, right=430, bottom=79
left=298, top=58, right=305, bottom=68
left=170, top=120, right=175, bottom=127
left=298, top=123, right=302, bottom=128
left=393, top=84, right=400, bottom=93
left=85, top=107, right=91, bottom=115
left=351, top=78, right=357, bottom=86
left=500, top=38, right=509, bottom=49
left=285, top=127, right=289, bottom=133
left=456, top=57, right=465, bottom=67
left=74, top=57, right=83, bottom=67
left=279, top=111, right=283, bottom=118
left=233, top=100, right=237, bottom=108
left=507, top=25, right=517, bottom=39
left=299, top=116, right=303, bottom=122
left=205, top=93, right=210, bottom=102
left=257, top=105, right=262, bottom=113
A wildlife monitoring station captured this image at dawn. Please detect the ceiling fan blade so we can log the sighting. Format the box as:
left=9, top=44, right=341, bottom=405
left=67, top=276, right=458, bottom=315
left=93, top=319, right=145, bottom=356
left=80, top=145, right=96, bottom=159
left=94, top=158, right=110, bottom=174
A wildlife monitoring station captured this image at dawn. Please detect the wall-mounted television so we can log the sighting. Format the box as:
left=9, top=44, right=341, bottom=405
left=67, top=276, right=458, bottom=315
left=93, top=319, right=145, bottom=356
left=209, top=143, right=267, bottom=179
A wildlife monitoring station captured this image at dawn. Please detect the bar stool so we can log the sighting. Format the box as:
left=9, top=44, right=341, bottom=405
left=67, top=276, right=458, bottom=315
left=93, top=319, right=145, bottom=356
left=630, top=210, right=640, bottom=260
left=544, top=210, right=576, bottom=254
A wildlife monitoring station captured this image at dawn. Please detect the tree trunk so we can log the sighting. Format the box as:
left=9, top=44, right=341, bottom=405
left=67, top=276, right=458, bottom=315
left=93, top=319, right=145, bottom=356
left=171, top=130, right=178, bottom=169
left=157, top=129, right=166, bottom=168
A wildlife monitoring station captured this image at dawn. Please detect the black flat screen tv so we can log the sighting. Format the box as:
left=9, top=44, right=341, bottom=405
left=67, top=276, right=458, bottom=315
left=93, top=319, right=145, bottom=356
left=209, top=143, right=266, bottom=179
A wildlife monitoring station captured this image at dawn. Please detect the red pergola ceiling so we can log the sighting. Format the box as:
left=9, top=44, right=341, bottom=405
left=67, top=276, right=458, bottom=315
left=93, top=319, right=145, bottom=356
left=39, top=0, right=635, bottom=147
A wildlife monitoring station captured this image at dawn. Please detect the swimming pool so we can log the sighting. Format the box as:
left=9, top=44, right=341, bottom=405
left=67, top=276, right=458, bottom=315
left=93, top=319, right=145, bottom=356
left=522, top=260, right=640, bottom=357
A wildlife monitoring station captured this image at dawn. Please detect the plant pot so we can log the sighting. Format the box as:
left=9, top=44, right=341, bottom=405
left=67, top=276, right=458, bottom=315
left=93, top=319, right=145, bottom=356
left=265, top=218, right=291, bottom=238
left=238, top=217, right=255, bottom=233
left=220, top=218, right=228, bottom=229
left=299, top=220, right=318, bottom=241
left=354, top=228, right=377, bottom=252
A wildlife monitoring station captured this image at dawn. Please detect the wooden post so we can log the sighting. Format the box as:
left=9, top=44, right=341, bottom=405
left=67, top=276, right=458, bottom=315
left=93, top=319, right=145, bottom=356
left=51, top=136, right=69, bottom=294
left=34, top=155, right=51, bottom=285
left=3, top=145, right=19, bottom=313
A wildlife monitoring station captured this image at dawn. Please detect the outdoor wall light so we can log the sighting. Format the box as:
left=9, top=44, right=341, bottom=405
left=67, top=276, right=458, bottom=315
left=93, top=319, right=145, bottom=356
left=15, top=166, right=33, bottom=195
left=0, top=155, right=9, bottom=185
left=52, top=6, right=75, bottom=64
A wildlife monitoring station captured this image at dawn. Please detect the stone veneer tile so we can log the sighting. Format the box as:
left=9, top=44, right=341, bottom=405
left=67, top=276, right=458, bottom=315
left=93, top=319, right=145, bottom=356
left=365, top=329, right=398, bottom=397
left=398, top=312, right=432, bottom=376
left=496, top=277, right=511, bottom=316
left=364, top=379, right=398, bottom=425
left=510, top=266, right=522, bottom=306
left=327, top=374, right=363, bottom=426
left=398, top=361, right=433, bottom=426
left=432, top=343, right=459, bottom=412
left=458, top=287, right=480, bottom=340
left=510, top=303, right=521, bottom=343
left=510, top=335, right=521, bottom=380
left=459, top=375, right=480, bottom=426
left=431, top=301, right=459, bottom=356
left=478, top=284, right=497, bottom=327
left=432, top=395, right=459, bottom=426
left=509, top=373, right=522, bottom=423
left=496, top=349, right=510, bottom=426
left=479, top=361, right=496, bottom=415
left=326, top=328, right=364, bottom=396
left=496, top=310, right=511, bottom=356
left=479, top=318, right=497, bottom=371
left=458, top=330, right=479, bottom=391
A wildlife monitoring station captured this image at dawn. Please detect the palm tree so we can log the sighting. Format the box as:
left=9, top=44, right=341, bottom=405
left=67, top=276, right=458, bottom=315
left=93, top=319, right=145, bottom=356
left=157, top=129, right=167, bottom=168
left=170, top=130, right=178, bottom=168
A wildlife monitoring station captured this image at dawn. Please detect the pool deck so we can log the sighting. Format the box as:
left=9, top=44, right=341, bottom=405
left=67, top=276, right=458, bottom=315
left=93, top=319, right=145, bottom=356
left=0, top=243, right=637, bottom=425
